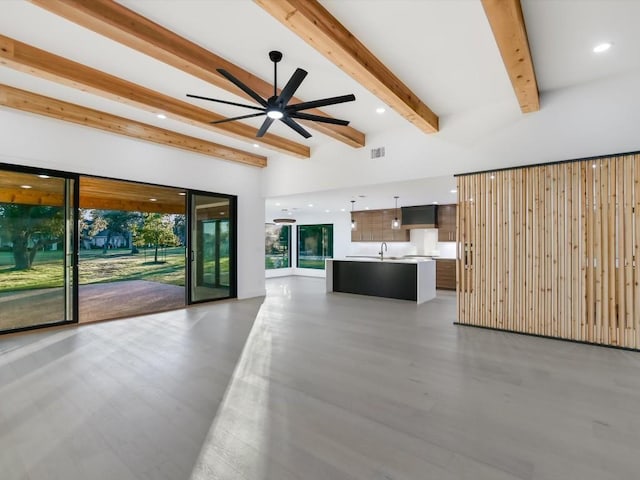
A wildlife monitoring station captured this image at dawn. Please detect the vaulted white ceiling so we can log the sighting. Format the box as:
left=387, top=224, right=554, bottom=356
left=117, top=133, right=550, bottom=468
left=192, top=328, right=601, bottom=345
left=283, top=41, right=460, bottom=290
left=1, top=1, right=640, bottom=219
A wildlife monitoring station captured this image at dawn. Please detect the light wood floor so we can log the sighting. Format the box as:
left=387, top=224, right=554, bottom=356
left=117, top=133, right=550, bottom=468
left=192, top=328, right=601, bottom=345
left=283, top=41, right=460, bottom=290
left=193, top=277, right=640, bottom=480
left=0, top=297, right=259, bottom=480
left=3, top=277, right=640, bottom=479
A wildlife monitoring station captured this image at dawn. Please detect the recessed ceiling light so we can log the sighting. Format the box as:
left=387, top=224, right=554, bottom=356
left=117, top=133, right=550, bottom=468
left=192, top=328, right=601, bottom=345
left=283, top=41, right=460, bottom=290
left=21, top=185, right=32, bottom=189
left=149, top=198, right=157, bottom=202
left=593, top=42, right=612, bottom=53
left=253, top=143, right=260, bottom=148
left=325, top=209, right=330, bottom=213
left=156, top=113, right=167, bottom=119
left=340, top=208, right=345, bottom=212
left=308, top=204, right=313, bottom=207
left=275, top=202, right=281, bottom=206
left=450, top=189, right=457, bottom=194
left=37, top=174, right=50, bottom=179
left=178, top=192, right=186, bottom=196
left=365, top=207, right=370, bottom=210
left=432, top=201, right=439, bottom=204
left=375, top=107, right=386, bottom=114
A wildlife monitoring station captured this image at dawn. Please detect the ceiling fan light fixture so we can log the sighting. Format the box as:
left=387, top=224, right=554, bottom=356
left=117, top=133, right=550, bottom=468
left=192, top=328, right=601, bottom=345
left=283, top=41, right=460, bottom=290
left=267, top=110, right=284, bottom=119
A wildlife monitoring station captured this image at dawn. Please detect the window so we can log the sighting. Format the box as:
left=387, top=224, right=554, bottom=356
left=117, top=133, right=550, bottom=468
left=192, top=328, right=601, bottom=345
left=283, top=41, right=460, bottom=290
left=297, top=224, right=333, bottom=269
left=265, top=224, right=291, bottom=269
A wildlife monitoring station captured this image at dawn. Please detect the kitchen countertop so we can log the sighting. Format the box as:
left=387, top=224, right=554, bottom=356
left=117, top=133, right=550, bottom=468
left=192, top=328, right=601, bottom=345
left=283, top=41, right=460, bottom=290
left=342, top=256, right=433, bottom=264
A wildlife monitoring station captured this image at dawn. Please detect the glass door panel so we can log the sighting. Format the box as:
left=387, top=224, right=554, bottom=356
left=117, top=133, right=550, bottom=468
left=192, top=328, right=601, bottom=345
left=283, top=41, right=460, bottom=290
left=77, top=176, right=186, bottom=322
left=0, top=169, right=74, bottom=332
left=189, top=193, right=233, bottom=303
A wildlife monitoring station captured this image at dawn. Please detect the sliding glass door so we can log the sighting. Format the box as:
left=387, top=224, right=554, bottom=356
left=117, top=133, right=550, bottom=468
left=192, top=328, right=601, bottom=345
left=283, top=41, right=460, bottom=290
left=0, top=167, right=76, bottom=333
left=188, top=193, right=235, bottom=303
left=1, top=164, right=237, bottom=334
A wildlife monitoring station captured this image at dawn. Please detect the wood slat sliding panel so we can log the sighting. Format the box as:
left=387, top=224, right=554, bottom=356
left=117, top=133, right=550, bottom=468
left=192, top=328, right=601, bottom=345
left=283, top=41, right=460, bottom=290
left=456, top=153, right=640, bottom=349
left=635, top=155, right=640, bottom=349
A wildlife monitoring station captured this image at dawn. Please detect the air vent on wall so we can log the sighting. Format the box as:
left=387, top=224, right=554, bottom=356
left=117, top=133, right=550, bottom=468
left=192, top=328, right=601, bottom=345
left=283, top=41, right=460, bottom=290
left=370, top=146, right=385, bottom=159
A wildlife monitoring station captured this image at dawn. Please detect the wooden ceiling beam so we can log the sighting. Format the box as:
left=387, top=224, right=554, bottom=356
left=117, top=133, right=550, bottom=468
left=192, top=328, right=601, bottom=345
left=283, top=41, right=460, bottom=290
left=29, top=0, right=365, bottom=148
left=481, top=0, right=540, bottom=113
left=0, top=34, right=308, bottom=158
left=254, top=0, right=439, bottom=134
left=0, top=84, right=268, bottom=168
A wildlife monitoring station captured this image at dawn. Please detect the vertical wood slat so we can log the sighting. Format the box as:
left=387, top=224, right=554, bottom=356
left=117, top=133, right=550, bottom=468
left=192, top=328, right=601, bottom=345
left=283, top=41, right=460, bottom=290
left=616, top=156, right=625, bottom=346
left=624, top=156, right=633, bottom=346
left=456, top=153, right=640, bottom=349
left=607, top=159, right=616, bottom=344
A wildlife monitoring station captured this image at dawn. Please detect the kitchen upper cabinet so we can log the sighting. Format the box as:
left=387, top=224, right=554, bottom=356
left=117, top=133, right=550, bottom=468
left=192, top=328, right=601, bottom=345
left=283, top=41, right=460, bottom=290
left=351, top=209, right=409, bottom=242
left=437, top=204, right=456, bottom=242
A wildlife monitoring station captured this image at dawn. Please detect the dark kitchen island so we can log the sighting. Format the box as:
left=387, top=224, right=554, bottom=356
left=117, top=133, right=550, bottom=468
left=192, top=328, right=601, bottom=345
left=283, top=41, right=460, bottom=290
left=326, top=258, right=435, bottom=304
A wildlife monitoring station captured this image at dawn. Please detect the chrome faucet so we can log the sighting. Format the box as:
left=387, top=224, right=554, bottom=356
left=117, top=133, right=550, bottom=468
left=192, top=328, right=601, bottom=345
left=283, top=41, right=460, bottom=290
left=379, top=242, right=388, bottom=261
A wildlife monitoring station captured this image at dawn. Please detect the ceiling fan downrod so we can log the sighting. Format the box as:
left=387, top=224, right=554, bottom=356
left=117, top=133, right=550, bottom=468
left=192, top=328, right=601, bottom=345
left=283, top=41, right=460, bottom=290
left=269, top=50, right=282, bottom=98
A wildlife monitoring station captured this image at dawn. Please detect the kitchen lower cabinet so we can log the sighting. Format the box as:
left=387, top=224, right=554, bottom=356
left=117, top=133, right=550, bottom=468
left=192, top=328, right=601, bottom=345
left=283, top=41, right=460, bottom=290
left=436, top=259, right=456, bottom=290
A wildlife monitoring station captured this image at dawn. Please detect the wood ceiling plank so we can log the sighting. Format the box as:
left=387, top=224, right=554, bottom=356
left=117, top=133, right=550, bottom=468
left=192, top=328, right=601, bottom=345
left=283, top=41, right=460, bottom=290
left=254, top=0, right=439, bottom=134
left=79, top=196, right=184, bottom=214
left=0, top=84, right=268, bottom=168
left=0, top=190, right=65, bottom=207
left=29, top=0, right=365, bottom=148
left=0, top=34, right=309, bottom=158
left=79, top=177, right=186, bottom=207
left=481, top=0, right=540, bottom=113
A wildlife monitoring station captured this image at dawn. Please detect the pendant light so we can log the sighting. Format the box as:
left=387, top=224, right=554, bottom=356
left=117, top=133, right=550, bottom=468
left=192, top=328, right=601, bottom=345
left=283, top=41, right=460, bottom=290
left=391, top=196, right=401, bottom=230
left=350, top=200, right=357, bottom=231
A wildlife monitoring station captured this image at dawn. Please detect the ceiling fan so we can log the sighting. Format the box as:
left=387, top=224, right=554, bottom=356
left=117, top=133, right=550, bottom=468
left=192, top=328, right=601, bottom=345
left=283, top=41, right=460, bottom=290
left=187, top=50, right=355, bottom=139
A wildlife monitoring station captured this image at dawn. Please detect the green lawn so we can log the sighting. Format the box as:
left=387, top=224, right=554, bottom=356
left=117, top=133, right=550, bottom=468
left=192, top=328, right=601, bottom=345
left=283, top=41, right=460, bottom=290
left=266, top=254, right=290, bottom=269
left=79, top=247, right=186, bottom=286
left=0, top=247, right=187, bottom=292
left=297, top=258, right=328, bottom=269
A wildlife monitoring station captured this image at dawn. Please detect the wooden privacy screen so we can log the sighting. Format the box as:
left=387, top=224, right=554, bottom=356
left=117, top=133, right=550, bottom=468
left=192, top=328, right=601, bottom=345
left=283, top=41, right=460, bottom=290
left=456, top=153, right=640, bottom=349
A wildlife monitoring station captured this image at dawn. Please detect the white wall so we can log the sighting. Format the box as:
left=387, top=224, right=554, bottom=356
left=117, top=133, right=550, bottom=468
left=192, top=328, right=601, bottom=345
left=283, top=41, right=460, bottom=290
left=0, top=109, right=266, bottom=299
left=262, top=71, right=640, bottom=199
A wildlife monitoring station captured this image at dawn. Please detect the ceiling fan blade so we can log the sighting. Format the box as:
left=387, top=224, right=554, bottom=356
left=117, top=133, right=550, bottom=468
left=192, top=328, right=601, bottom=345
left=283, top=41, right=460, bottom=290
left=287, top=94, right=356, bottom=112
left=289, top=112, right=350, bottom=126
left=277, top=68, right=307, bottom=107
left=217, top=68, right=268, bottom=107
left=210, top=112, right=266, bottom=125
left=187, top=94, right=265, bottom=111
left=281, top=116, right=312, bottom=138
left=256, top=117, right=275, bottom=137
